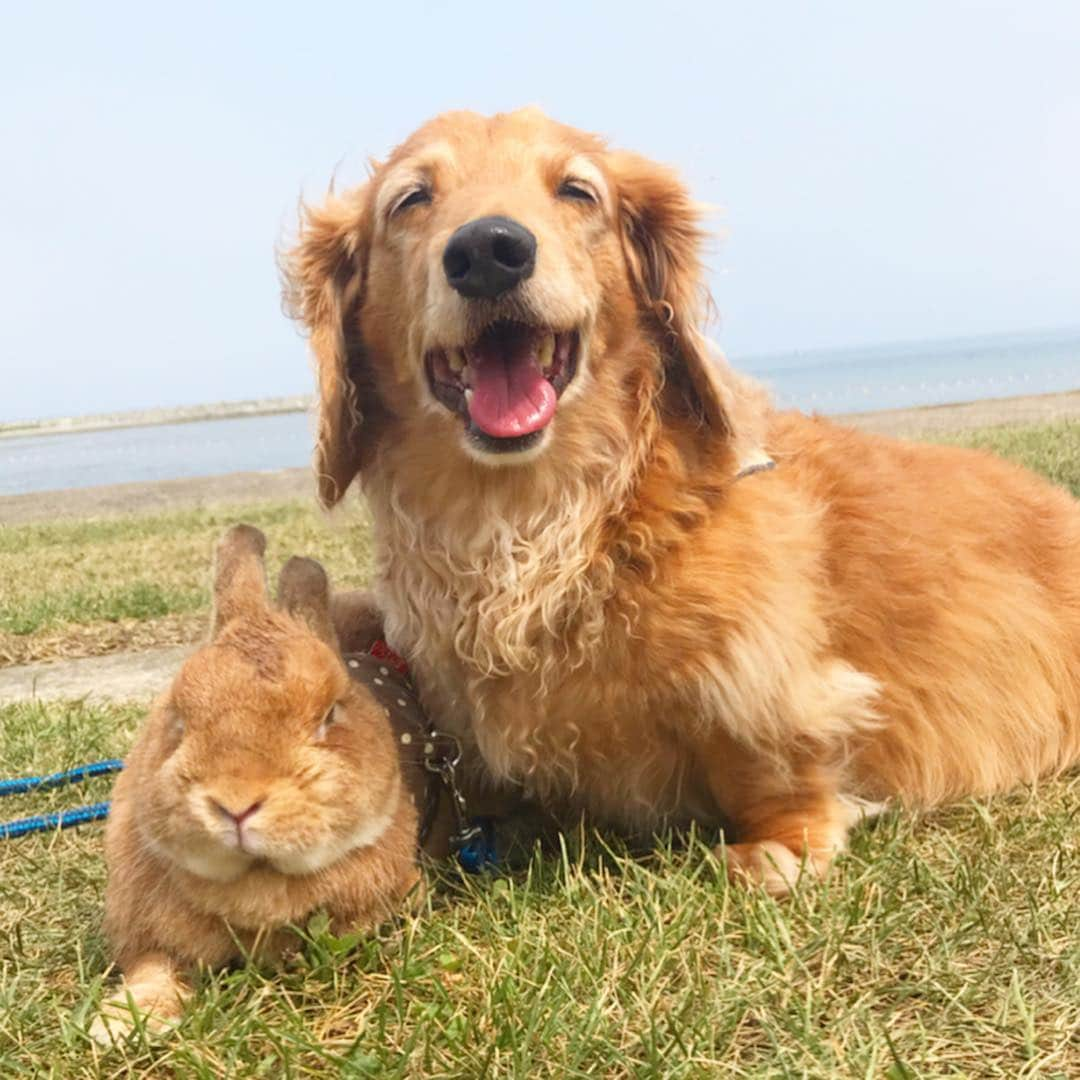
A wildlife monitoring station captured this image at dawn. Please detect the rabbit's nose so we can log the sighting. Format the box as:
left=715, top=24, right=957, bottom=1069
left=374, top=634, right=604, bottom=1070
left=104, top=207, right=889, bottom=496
left=210, top=797, right=264, bottom=825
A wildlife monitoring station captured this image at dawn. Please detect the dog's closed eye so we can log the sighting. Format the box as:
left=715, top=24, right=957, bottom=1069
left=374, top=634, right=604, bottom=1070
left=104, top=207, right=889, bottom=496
left=557, top=178, right=598, bottom=203
left=391, top=187, right=432, bottom=217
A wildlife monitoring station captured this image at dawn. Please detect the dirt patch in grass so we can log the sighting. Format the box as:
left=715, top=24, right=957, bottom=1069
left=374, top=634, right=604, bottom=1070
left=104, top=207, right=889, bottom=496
left=0, top=613, right=205, bottom=667
left=842, top=387, right=1080, bottom=437
left=0, top=467, right=313, bottom=526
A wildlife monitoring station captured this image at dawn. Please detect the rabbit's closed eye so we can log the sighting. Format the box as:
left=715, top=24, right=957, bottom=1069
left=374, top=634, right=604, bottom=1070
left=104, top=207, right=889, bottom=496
left=162, top=704, right=185, bottom=740
left=315, top=704, right=340, bottom=742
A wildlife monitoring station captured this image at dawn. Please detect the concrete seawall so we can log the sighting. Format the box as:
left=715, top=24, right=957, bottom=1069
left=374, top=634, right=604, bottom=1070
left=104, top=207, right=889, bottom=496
left=0, top=395, right=311, bottom=441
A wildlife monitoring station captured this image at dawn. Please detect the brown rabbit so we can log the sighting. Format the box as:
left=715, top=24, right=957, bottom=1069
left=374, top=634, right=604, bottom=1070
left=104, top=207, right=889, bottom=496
left=92, top=525, right=431, bottom=1043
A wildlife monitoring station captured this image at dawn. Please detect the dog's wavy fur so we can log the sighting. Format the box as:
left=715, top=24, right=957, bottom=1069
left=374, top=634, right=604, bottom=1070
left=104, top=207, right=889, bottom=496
left=284, top=108, right=1080, bottom=893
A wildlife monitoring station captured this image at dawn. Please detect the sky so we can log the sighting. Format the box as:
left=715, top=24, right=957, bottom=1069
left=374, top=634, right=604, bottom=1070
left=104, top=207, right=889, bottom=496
left=2, top=1, right=1078, bottom=422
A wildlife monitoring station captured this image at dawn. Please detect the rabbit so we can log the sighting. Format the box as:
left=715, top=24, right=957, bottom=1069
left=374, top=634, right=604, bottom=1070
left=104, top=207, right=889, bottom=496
left=91, top=524, right=434, bottom=1044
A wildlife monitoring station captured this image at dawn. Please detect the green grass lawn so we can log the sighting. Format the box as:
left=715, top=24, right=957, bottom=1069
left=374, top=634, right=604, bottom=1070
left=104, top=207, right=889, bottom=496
left=2, top=697, right=1077, bottom=1078
left=1, top=420, right=1079, bottom=1077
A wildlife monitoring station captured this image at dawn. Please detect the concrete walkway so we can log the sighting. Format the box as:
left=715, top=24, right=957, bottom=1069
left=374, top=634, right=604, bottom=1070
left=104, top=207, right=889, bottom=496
left=0, top=467, right=313, bottom=526
left=841, top=388, right=1080, bottom=437
left=0, top=645, right=193, bottom=705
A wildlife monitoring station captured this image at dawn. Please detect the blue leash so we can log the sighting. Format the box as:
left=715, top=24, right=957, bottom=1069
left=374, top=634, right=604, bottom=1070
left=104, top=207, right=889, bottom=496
left=0, top=759, right=123, bottom=839
left=0, top=757, right=498, bottom=870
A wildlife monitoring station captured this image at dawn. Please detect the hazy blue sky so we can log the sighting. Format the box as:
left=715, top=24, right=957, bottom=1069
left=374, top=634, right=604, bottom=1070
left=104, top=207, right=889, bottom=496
left=3, top=1, right=1078, bottom=421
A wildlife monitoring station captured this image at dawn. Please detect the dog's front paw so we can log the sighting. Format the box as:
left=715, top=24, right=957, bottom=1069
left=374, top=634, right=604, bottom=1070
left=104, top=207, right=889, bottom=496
left=717, top=840, right=825, bottom=897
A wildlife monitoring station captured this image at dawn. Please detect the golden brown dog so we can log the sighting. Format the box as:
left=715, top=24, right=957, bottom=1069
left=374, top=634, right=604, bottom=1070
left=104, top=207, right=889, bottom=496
left=285, top=108, right=1080, bottom=894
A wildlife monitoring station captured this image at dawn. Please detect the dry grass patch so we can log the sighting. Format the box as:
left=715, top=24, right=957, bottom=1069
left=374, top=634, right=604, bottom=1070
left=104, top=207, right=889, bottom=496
left=0, top=613, right=206, bottom=667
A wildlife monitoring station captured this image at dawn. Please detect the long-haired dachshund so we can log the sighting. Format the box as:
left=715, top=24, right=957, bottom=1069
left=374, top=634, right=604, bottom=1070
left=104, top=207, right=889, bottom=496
left=285, top=108, right=1080, bottom=893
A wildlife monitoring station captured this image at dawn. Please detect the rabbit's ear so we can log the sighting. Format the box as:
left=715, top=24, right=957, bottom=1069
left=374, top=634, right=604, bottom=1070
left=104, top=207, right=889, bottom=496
left=276, top=556, right=339, bottom=650
left=328, top=589, right=385, bottom=654
left=211, top=524, right=269, bottom=637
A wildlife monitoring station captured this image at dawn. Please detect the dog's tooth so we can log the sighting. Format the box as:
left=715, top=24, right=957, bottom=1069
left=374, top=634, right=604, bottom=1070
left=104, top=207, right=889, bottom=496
left=464, top=388, right=473, bottom=405
left=448, top=349, right=465, bottom=373
left=538, top=334, right=555, bottom=371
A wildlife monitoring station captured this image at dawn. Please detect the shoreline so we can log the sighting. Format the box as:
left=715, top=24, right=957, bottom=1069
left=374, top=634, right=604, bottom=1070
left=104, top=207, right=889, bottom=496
left=3, top=381, right=1077, bottom=444
left=1, top=388, right=1078, bottom=527
left=0, top=395, right=311, bottom=441
left=0, top=468, right=315, bottom=526
left=837, top=387, right=1080, bottom=436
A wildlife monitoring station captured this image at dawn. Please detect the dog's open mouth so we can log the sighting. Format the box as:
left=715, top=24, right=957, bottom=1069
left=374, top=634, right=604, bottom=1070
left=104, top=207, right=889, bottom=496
left=425, top=321, right=579, bottom=453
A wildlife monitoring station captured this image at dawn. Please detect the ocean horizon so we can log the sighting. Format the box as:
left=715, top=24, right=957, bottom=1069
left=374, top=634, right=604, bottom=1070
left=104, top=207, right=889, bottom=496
left=739, top=325, right=1080, bottom=414
left=2, top=328, right=1078, bottom=498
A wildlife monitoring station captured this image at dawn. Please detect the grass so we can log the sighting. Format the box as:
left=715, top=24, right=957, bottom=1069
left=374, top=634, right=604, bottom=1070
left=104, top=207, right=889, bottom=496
left=0, top=501, right=375, bottom=665
left=1, top=418, right=1079, bottom=1076
left=1, top=698, right=1077, bottom=1078
left=0, top=582, right=203, bottom=638
left=936, top=420, right=1080, bottom=496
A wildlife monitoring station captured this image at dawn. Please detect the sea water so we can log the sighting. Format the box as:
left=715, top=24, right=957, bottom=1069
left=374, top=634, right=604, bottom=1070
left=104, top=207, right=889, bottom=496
left=0, top=412, right=314, bottom=497
left=741, top=327, right=1080, bottom=414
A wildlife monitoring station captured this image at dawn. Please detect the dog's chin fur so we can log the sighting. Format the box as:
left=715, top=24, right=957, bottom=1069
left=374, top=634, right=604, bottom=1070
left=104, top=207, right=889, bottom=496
left=460, top=430, right=551, bottom=467
left=287, top=107, right=1080, bottom=888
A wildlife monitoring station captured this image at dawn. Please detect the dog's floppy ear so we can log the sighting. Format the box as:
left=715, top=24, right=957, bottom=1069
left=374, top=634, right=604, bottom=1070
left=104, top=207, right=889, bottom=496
left=283, top=186, right=372, bottom=508
left=610, top=152, right=765, bottom=454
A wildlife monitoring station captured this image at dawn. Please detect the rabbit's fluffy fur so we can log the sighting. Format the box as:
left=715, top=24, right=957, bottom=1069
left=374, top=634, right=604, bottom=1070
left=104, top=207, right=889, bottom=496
left=93, top=526, right=420, bottom=1043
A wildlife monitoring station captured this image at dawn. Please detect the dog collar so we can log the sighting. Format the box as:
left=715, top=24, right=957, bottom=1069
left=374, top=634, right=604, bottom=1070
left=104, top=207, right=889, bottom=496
left=735, top=452, right=776, bottom=482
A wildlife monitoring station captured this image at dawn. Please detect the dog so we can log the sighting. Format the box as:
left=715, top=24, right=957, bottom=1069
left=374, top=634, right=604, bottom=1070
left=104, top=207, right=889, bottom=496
left=284, top=107, right=1080, bottom=894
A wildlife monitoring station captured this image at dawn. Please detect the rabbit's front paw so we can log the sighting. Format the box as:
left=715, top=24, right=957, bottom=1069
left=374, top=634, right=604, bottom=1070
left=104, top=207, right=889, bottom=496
left=89, top=992, right=182, bottom=1045
left=90, top=959, right=189, bottom=1046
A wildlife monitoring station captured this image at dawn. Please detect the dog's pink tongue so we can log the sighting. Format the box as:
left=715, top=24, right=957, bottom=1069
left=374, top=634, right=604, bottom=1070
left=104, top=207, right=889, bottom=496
left=467, top=340, right=557, bottom=439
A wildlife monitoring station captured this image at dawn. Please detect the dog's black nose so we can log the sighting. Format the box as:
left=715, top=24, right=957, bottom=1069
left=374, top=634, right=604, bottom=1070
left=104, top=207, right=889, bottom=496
left=442, top=216, right=537, bottom=299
